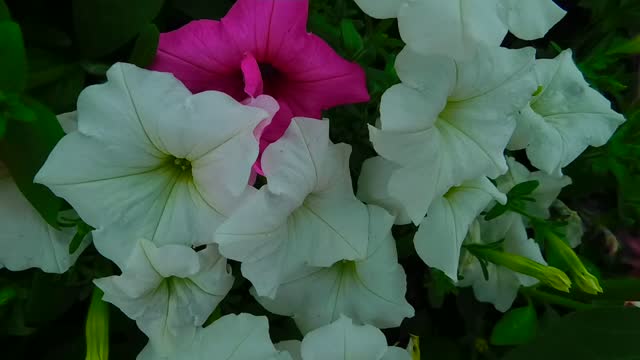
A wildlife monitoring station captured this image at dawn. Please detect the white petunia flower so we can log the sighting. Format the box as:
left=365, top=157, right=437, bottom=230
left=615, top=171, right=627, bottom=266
left=278, top=315, right=410, bottom=360
left=370, top=46, right=536, bottom=224
left=94, top=239, right=234, bottom=354
left=508, top=50, right=626, bottom=175
left=353, top=0, right=564, bottom=59
left=0, top=112, right=88, bottom=273
left=459, top=215, right=546, bottom=311
left=497, top=0, right=566, bottom=41
left=35, top=63, right=271, bottom=268
left=137, top=313, right=291, bottom=360
left=253, top=205, right=414, bottom=334
left=214, top=118, right=369, bottom=298
left=414, top=177, right=506, bottom=282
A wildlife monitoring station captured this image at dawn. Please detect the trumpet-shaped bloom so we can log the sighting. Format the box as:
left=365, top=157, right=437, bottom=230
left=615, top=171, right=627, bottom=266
left=357, top=156, right=411, bottom=225
left=370, top=46, right=536, bottom=224
left=35, top=63, right=270, bottom=268
left=508, top=50, right=626, bottom=175
left=95, top=239, right=234, bottom=355
left=0, top=112, right=88, bottom=273
left=459, top=215, right=546, bottom=311
left=414, top=177, right=506, bottom=282
left=137, top=313, right=291, bottom=360
left=353, top=0, right=564, bottom=59
left=215, top=118, right=369, bottom=298
left=151, top=0, right=369, bottom=151
left=254, top=205, right=414, bottom=334
left=278, top=315, right=410, bottom=360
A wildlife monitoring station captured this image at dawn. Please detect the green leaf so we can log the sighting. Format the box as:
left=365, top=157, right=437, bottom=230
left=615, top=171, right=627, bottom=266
left=426, top=268, right=458, bottom=308
left=502, top=307, right=640, bottom=360
left=69, top=221, right=94, bottom=254
left=484, top=203, right=509, bottom=221
left=73, top=0, right=165, bottom=58
left=0, top=21, right=27, bottom=93
left=128, top=23, right=160, bottom=68
left=340, top=19, right=363, bottom=55
left=0, top=285, right=17, bottom=306
left=170, top=0, right=233, bottom=19
left=507, top=180, right=540, bottom=199
left=490, top=305, right=538, bottom=346
left=30, top=66, right=86, bottom=114
left=0, top=0, right=10, bottom=21
left=0, top=98, right=64, bottom=228
left=0, top=115, right=5, bottom=139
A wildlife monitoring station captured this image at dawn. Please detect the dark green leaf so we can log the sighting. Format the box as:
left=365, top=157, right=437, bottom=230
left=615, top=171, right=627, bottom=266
left=340, top=19, right=363, bottom=55
left=24, top=272, right=82, bottom=325
left=0, top=285, right=17, bottom=306
left=170, top=0, right=232, bottom=19
left=0, top=21, right=27, bottom=92
left=426, top=268, right=458, bottom=308
left=128, top=24, right=160, bottom=68
left=502, top=307, right=640, bottom=360
left=0, top=0, right=10, bottom=21
left=490, top=305, right=537, bottom=346
left=0, top=115, right=5, bottom=138
left=30, top=66, right=86, bottom=113
left=69, top=222, right=93, bottom=255
left=0, top=98, right=64, bottom=228
left=484, top=203, right=509, bottom=221
left=73, top=0, right=165, bottom=58
left=507, top=180, right=540, bottom=199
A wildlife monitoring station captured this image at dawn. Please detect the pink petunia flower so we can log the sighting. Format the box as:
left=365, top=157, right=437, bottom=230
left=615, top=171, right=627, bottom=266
left=151, top=0, right=370, bottom=157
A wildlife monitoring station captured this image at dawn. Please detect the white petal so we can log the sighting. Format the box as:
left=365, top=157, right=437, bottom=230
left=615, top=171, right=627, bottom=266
left=0, top=169, right=88, bottom=273
left=254, top=206, right=414, bottom=333
left=381, top=347, right=412, bottom=360
left=525, top=50, right=626, bottom=175
left=36, top=63, right=266, bottom=267
left=397, top=0, right=507, bottom=59
left=300, top=315, right=387, bottom=360
left=498, top=0, right=566, bottom=40
left=141, top=313, right=287, bottom=360
left=352, top=0, right=404, bottom=18
left=95, top=240, right=233, bottom=354
left=414, top=177, right=505, bottom=281
left=276, top=341, right=302, bottom=360
left=56, top=111, right=78, bottom=133
left=216, top=119, right=368, bottom=297
left=372, top=47, right=536, bottom=223
left=357, top=157, right=411, bottom=225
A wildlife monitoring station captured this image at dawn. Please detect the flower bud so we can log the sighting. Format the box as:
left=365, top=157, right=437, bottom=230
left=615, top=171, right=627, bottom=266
left=85, top=287, right=109, bottom=360
left=546, top=232, right=603, bottom=295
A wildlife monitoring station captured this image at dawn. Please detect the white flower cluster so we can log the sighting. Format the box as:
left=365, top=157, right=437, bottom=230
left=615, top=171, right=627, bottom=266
left=354, top=0, right=625, bottom=310
left=0, top=0, right=626, bottom=357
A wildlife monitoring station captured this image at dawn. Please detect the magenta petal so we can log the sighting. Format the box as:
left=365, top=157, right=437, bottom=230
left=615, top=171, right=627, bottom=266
left=277, top=34, right=370, bottom=117
left=241, top=53, right=264, bottom=98
left=151, top=20, right=245, bottom=99
left=222, top=0, right=309, bottom=60
left=253, top=101, right=295, bottom=175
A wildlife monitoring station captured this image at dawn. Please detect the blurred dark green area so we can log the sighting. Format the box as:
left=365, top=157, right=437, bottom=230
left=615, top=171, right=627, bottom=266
left=0, top=0, right=639, bottom=359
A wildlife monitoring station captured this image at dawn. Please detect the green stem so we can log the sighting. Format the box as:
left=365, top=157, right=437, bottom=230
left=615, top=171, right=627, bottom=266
left=521, top=287, right=592, bottom=311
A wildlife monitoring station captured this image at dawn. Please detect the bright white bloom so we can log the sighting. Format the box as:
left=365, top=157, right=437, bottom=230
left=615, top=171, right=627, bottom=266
left=254, top=205, right=414, bottom=334
left=215, top=118, right=369, bottom=298
left=35, top=63, right=270, bottom=268
left=509, top=50, right=626, bottom=175
left=497, top=157, right=572, bottom=219
left=94, top=239, right=234, bottom=354
left=0, top=112, right=88, bottom=273
left=137, top=313, right=291, bottom=360
left=353, top=0, right=564, bottom=59
left=459, top=215, right=545, bottom=311
left=414, top=177, right=506, bottom=282
left=370, top=46, right=536, bottom=224
left=496, top=0, right=566, bottom=41
left=277, top=315, right=410, bottom=360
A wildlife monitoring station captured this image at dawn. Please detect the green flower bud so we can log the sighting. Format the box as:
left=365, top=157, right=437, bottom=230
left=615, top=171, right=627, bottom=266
left=546, top=232, right=603, bottom=295
left=468, top=245, right=572, bottom=293
left=85, top=287, right=109, bottom=360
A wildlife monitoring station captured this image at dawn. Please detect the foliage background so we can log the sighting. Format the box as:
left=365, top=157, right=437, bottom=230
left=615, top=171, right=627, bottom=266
left=1, top=0, right=640, bottom=359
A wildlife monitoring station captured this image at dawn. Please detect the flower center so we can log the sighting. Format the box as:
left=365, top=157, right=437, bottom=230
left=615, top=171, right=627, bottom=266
left=170, top=157, right=192, bottom=172
left=258, top=62, right=280, bottom=81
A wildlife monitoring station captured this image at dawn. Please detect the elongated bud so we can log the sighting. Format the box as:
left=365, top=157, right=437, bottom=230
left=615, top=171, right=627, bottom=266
left=406, top=334, right=420, bottom=360
left=546, top=232, right=603, bottom=295
left=86, top=287, right=109, bottom=360
left=468, top=246, right=572, bottom=293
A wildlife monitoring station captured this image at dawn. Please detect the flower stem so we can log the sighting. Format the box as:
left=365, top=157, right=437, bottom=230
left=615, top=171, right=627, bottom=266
left=521, top=287, right=592, bottom=310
